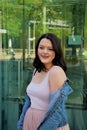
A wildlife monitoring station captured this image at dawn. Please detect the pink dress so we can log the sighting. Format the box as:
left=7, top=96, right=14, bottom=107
left=23, top=72, right=70, bottom=130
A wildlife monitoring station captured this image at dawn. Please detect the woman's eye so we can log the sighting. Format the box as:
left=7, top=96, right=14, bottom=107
left=39, top=47, right=44, bottom=49
left=38, top=46, right=54, bottom=51
left=49, top=48, right=54, bottom=51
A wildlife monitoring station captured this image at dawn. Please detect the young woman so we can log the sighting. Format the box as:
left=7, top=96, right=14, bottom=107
left=17, top=33, right=73, bottom=130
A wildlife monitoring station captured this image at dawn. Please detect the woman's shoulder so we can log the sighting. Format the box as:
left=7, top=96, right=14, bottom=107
left=49, top=66, right=67, bottom=91
left=49, top=65, right=66, bottom=79
left=50, top=65, right=65, bottom=74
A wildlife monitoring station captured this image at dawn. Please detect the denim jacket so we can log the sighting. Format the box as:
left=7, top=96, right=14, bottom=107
left=17, top=79, right=73, bottom=130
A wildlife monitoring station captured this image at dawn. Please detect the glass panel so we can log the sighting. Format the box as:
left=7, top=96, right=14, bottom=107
left=64, top=4, right=87, bottom=109
left=0, top=1, right=87, bottom=130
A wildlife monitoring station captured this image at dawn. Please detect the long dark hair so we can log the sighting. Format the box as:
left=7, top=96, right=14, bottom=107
left=33, top=33, right=67, bottom=72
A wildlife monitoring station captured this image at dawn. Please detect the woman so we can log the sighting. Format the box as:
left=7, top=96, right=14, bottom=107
left=17, top=33, right=73, bottom=130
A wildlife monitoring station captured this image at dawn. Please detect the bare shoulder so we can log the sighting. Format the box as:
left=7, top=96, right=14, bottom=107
left=49, top=66, right=67, bottom=92
left=50, top=66, right=66, bottom=77
left=50, top=65, right=64, bottom=73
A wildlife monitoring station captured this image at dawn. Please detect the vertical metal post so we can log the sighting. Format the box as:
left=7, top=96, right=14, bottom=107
left=0, top=11, right=2, bottom=55
left=18, top=60, right=21, bottom=96
left=33, top=22, right=35, bottom=53
left=22, top=0, right=25, bottom=67
left=28, top=22, right=31, bottom=55
left=43, top=6, right=46, bottom=33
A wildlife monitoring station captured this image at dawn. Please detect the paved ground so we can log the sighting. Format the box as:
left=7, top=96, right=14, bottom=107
left=0, top=49, right=35, bottom=60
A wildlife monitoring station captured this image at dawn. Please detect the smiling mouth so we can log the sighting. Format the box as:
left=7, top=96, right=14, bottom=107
left=41, top=55, right=49, bottom=58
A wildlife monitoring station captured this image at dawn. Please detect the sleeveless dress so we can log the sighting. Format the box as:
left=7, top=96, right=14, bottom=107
left=23, top=72, right=70, bottom=130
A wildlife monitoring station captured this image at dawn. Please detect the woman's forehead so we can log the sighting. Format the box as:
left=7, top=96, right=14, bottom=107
left=39, top=38, right=52, bottom=46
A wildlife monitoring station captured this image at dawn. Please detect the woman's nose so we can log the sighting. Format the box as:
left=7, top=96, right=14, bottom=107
left=43, top=49, right=48, bottom=53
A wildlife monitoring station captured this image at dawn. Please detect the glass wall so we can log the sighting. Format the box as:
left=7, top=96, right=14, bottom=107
left=0, top=0, right=87, bottom=130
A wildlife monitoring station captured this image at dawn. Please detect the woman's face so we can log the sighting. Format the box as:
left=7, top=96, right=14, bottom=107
left=37, top=38, right=55, bottom=69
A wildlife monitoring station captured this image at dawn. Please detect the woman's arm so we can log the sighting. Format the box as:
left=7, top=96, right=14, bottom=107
left=17, top=94, right=31, bottom=130
left=49, top=66, right=67, bottom=92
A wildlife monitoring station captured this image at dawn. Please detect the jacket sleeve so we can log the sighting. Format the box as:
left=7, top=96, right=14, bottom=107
left=17, top=94, right=31, bottom=130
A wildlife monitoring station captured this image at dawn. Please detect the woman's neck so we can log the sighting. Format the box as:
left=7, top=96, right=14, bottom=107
left=44, top=64, right=54, bottom=72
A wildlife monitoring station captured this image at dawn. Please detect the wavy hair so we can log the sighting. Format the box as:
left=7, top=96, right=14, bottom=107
left=33, top=33, right=67, bottom=72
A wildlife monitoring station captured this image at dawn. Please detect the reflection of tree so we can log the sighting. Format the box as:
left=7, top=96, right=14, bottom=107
left=0, top=1, right=73, bottom=45
left=0, top=1, right=44, bottom=37
left=72, top=4, right=85, bottom=42
left=1, top=1, right=53, bottom=51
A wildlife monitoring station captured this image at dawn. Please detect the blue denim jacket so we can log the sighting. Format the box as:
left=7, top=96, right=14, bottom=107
left=17, top=79, right=73, bottom=130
